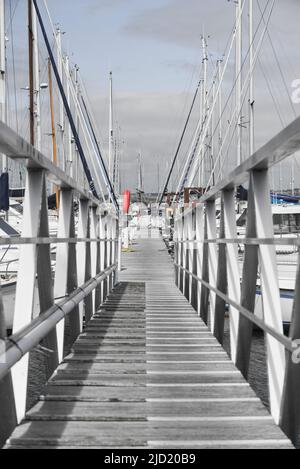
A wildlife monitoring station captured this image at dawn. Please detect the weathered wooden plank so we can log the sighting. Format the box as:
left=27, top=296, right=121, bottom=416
left=7, top=420, right=293, bottom=447
left=64, top=354, right=147, bottom=363
left=26, top=401, right=147, bottom=422
left=41, top=385, right=147, bottom=402
left=147, top=363, right=236, bottom=372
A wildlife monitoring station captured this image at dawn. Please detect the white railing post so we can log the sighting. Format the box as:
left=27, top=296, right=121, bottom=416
left=200, top=208, right=209, bottom=323
left=54, top=189, right=80, bottom=361
left=102, top=213, right=108, bottom=302
left=174, top=212, right=179, bottom=287
left=90, top=206, right=101, bottom=312
left=213, top=198, right=227, bottom=343
left=236, top=174, right=258, bottom=378
left=36, top=172, right=59, bottom=378
left=206, top=200, right=218, bottom=332
left=179, top=209, right=184, bottom=293
left=11, top=169, right=45, bottom=423
left=84, top=208, right=93, bottom=324
left=195, top=204, right=205, bottom=317
left=112, top=218, right=118, bottom=287
left=184, top=208, right=192, bottom=302
left=223, top=189, right=241, bottom=364
left=107, top=215, right=113, bottom=294
left=77, top=198, right=90, bottom=329
left=191, top=207, right=198, bottom=310
left=188, top=208, right=194, bottom=303
left=252, top=169, right=286, bottom=425
left=280, top=250, right=300, bottom=445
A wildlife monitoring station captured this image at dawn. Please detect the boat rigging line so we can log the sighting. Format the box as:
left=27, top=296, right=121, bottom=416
left=32, top=0, right=99, bottom=199
left=81, top=95, right=119, bottom=211
left=42, top=0, right=119, bottom=210
left=158, top=81, right=200, bottom=207
left=205, top=0, right=276, bottom=192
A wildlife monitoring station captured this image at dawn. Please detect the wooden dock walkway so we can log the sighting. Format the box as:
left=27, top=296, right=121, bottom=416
left=6, top=234, right=293, bottom=448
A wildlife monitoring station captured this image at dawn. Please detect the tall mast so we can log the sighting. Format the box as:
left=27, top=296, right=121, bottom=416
left=157, top=159, right=160, bottom=195
left=137, top=153, right=143, bottom=193
left=235, top=0, right=242, bottom=166
left=65, top=55, right=73, bottom=177
left=198, top=78, right=203, bottom=187
left=109, top=71, right=114, bottom=183
left=217, top=59, right=223, bottom=181
left=249, top=0, right=254, bottom=157
left=0, top=0, right=7, bottom=173
left=56, top=27, right=65, bottom=170
left=74, top=64, right=80, bottom=182
left=28, top=0, right=35, bottom=146
left=200, top=36, right=208, bottom=187
left=32, top=2, right=41, bottom=151
left=114, top=124, right=121, bottom=197
left=48, top=58, right=59, bottom=208
left=210, top=79, right=216, bottom=186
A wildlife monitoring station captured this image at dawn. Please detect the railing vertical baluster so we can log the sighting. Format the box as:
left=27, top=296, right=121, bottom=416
left=214, top=198, right=227, bottom=343
left=179, top=209, right=184, bottom=293
left=107, top=215, right=113, bottom=294
left=111, top=216, right=115, bottom=290
left=191, top=208, right=198, bottom=311
left=54, top=189, right=80, bottom=360
left=174, top=211, right=179, bottom=288
left=95, top=212, right=102, bottom=308
left=200, top=206, right=209, bottom=324
left=90, top=206, right=100, bottom=313
left=281, top=251, right=300, bottom=445
left=102, top=213, right=108, bottom=302
left=184, top=209, right=191, bottom=301
left=195, top=204, right=205, bottom=317
left=77, top=199, right=90, bottom=330
left=206, top=200, right=218, bottom=331
left=11, top=169, right=45, bottom=423
left=188, top=209, right=194, bottom=304
left=236, top=174, right=258, bottom=378
left=84, top=208, right=93, bottom=324
left=112, top=218, right=118, bottom=287
left=223, top=189, right=241, bottom=363
left=0, top=262, right=17, bottom=447
left=36, top=173, right=59, bottom=378
left=252, top=169, right=285, bottom=425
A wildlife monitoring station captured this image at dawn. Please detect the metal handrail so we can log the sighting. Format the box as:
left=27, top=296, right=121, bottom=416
left=0, top=264, right=117, bottom=381
left=174, top=261, right=293, bottom=352
left=176, top=238, right=300, bottom=246
left=0, top=237, right=119, bottom=246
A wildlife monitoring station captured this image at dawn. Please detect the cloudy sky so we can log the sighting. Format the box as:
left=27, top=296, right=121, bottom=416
left=6, top=0, right=300, bottom=193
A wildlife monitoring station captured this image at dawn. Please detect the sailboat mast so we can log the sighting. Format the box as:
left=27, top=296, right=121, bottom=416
left=56, top=27, right=65, bottom=171
left=235, top=0, right=242, bottom=166
left=249, top=0, right=254, bottom=157
left=200, top=36, right=208, bottom=187
left=28, top=0, right=35, bottom=146
left=211, top=79, right=215, bottom=186
left=32, top=2, right=41, bottom=151
left=48, top=59, right=57, bottom=166
left=65, top=55, right=73, bottom=177
left=217, top=59, right=223, bottom=181
left=109, top=71, right=114, bottom=183
left=74, top=64, right=80, bottom=182
left=0, top=0, right=7, bottom=173
left=48, top=58, right=59, bottom=208
left=198, top=78, right=203, bottom=187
